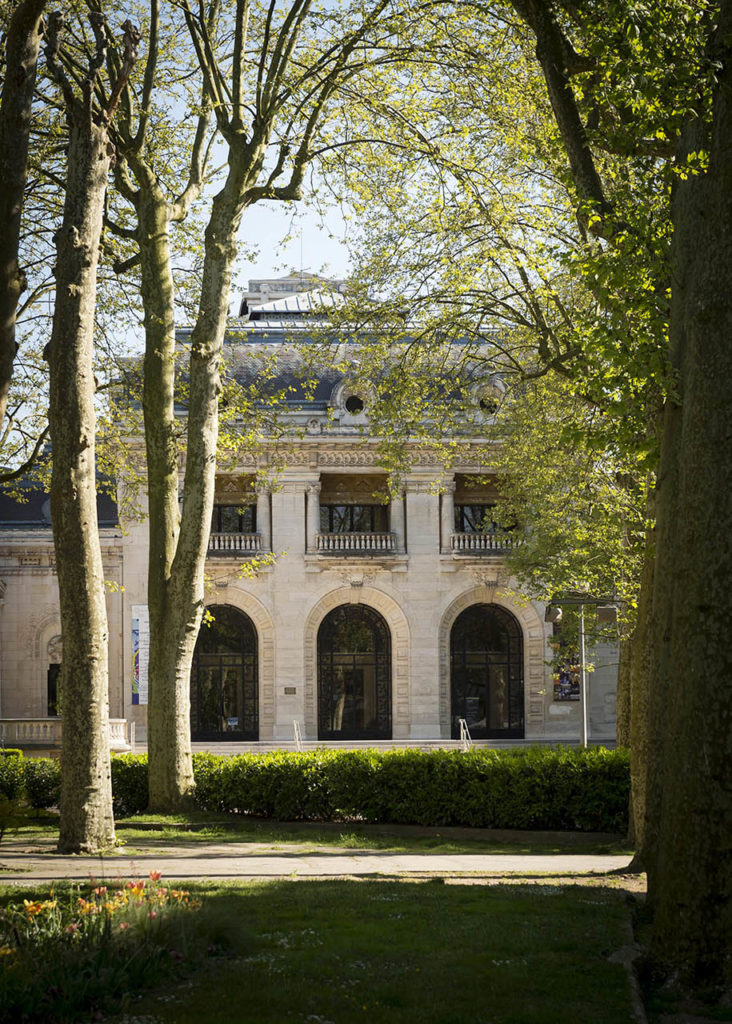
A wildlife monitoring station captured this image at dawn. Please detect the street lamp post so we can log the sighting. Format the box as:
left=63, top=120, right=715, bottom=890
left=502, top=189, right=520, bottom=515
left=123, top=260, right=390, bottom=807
left=578, top=604, right=588, bottom=748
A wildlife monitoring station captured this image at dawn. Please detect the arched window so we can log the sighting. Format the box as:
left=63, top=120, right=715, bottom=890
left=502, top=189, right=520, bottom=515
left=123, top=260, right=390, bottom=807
left=450, top=603, right=524, bottom=739
left=191, top=605, right=258, bottom=740
left=317, top=604, right=391, bottom=740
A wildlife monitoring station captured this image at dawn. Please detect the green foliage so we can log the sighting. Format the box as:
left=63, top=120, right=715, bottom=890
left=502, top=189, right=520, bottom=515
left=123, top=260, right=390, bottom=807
left=22, top=759, right=61, bottom=811
left=110, top=755, right=150, bottom=817
left=0, top=753, right=24, bottom=801
left=125, top=748, right=628, bottom=832
left=0, top=750, right=22, bottom=759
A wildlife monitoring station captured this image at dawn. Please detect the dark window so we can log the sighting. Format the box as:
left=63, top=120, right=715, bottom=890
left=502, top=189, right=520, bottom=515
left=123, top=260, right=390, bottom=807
left=454, top=504, right=515, bottom=534
left=211, top=504, right=256, bottom=533
left=345, top=394, right=365, bottom=413
left=191, top=605, right=258, bottom=740
left=47, top=664, right=60, bottom=717
left=450, top=603, right=524, bottom=739
left=318, top=604, right=391, bottom=740
left=320, top=504, right=388, bottom=532
left=454, top=503, right=495, bottom=533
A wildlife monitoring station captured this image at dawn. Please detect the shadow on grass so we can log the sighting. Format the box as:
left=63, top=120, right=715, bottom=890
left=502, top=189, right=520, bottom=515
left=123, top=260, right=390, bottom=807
left=99, top=878, right=638, bottom=1024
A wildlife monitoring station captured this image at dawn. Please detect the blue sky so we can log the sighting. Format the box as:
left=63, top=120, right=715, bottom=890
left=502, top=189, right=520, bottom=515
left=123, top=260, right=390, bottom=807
left=236, top=199, right=351, bottom=293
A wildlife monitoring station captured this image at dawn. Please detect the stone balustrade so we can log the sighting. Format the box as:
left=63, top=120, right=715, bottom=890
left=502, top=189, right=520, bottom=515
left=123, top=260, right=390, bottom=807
left=208, top=532, right=262, bottom=555
left=316, top=531, right=396, bottom=554
left=451, top=531, right=514, bottom=553
left=0, top=718, right=132, bottom=752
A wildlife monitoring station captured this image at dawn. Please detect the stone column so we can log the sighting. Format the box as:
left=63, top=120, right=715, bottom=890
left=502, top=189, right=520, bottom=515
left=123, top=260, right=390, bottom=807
left=441, top=478, right=456, bottom=553
left=256, top=484, right=271, bottom=551
left=390, top=488, right=406, bottom=552
left=306, top=481, right=321, bottom=552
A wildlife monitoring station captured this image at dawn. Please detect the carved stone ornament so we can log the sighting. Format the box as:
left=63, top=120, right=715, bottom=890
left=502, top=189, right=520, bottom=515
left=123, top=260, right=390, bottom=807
left=471, top=569, right=510, bottom=591
left=306, top=417, right=322, bottom=435
left=337, top=569, right=377, bottom=588
left=47, top=634, right=63, bottom=663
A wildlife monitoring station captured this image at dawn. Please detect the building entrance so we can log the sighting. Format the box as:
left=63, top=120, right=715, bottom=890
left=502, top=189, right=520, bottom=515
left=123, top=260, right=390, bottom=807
left=191, top=605, right=258, bottom=740
left=317, top=604, right=392, bottom=740
left=450, top=603, right=524, bottom=739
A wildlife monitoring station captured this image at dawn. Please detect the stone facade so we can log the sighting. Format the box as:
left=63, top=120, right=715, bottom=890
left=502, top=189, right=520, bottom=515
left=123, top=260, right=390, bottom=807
left=0, top=277, right=618, bottom=748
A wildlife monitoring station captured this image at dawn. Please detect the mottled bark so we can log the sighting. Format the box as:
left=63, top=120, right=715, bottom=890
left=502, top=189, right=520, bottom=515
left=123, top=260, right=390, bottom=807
left=615, top=635, right=631, bottom=749
left=136, top=182, right=196, bottom=808
left=146, top=147, right=259, bottom=810
left=0, top=0, right=47, bottom=428
left=140, top=0, right=388, bottom=809
left=45, top=12, right=139, bottom=853
left=628, top=528, right=655, bottom=867
left=646, top=12, right=732, bottom=984
left=48, top=94, right=115, bottom=855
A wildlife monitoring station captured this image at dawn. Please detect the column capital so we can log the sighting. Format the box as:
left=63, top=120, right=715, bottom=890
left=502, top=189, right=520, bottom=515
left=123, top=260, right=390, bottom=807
left=307, top=481, right=322, bottom=496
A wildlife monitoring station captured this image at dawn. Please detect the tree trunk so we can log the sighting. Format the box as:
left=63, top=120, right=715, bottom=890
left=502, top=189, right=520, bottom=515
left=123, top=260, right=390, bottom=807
left=646, top=13, right=732, bottom=987
left=0, top=0, right=46, bottom=428
left=146, top=149, right=257, bottom=810
left=135, top=184, right=196, bottom=809
left=626, top=527, right=656, bottom=867
left=615, top=635, right=631, bottom=749
left=49, top=109, right=115, bottom=854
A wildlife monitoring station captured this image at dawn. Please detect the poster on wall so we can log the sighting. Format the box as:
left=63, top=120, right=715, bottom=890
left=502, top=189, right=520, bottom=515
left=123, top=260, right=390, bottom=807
left=131, top=604, right=149, bottom=705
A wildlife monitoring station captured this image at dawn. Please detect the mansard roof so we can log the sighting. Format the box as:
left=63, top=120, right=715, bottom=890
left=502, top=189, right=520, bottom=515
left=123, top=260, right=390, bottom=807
left=0, top=478, right=118, bottom=529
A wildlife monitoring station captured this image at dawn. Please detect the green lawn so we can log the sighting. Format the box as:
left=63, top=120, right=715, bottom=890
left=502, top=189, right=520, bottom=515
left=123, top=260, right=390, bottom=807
left=112, top=813, right=631, bottom=856
left=95, top=879, right=633, bottom=1024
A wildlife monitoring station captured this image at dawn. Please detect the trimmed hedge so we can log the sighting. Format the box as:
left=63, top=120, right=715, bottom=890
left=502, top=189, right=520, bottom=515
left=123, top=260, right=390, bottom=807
left=110, top=755, right=149, bottom=817
left=0, top=751, right=25, bottom=800
left=188, top=746, right=630, bottom=832
left=24, top=758, right=61, bottom=810
left=4, top=747, right=630, bottom=832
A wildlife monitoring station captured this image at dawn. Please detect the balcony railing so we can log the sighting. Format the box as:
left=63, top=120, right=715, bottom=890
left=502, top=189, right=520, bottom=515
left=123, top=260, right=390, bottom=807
left=0, top=718, right=132, bottom=751
left=208, top=532, right=261, bottom=555
left=316, top=531, right=396, bottom=554
left=451, top=531, right=515, bottom=553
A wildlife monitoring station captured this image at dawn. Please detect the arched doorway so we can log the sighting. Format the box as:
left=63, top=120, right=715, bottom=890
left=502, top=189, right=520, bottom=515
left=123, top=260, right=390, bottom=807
left=450, top=603, right=524, bottom=739
left=317, top=604, right=392, bottom=740
left=191, top=605, right=258, bottom=740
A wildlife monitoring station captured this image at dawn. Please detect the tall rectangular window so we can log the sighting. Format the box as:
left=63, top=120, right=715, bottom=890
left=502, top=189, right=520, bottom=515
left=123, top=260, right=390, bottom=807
left=454, top=504, right=495, bottom=533
left=211, top=504, right=256, bottom=533
left=319, top=504, right=388, bottom=532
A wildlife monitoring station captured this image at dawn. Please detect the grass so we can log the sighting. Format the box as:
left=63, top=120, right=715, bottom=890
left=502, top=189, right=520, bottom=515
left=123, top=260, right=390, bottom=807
left=85, top=878, right=636, bottom=1024
left=108, top=812, right=631, bottom=856
left=3, top=811, right=633, bottom=856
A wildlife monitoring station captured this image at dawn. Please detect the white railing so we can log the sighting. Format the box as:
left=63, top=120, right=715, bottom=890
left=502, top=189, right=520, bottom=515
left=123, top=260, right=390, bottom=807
left=0, top=718, right=132, bottom=752
left=451, top=531, right=514, bottom=553
left=458, top=717, right=473, bottom=752
left=208, top=532, right=261, bottom=554
left=316, top=531, right=396, bottom=553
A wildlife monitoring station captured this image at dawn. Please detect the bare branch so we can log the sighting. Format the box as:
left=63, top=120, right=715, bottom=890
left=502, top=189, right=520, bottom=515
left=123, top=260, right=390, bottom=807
left=0, top=424, right=49, bottom=484
left=103, top=19, right=142, bottom=125
left=44, top=12, right=77, bottom=110
left=113, top=252, right=141, bottom=274
left=509, top=0, right=613, bottom=237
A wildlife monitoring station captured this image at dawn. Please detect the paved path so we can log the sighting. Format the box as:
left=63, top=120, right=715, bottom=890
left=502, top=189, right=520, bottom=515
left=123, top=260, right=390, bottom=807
left=0, top=838, right=635, bottom=884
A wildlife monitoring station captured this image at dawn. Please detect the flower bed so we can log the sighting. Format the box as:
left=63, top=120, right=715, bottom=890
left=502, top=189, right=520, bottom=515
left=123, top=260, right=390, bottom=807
left=0, top=872, right=221, bottom=1023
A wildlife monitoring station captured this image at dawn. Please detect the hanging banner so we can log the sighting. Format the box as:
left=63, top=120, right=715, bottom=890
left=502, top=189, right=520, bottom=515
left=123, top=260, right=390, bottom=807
left=131, top=604, right=149, bottom=705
